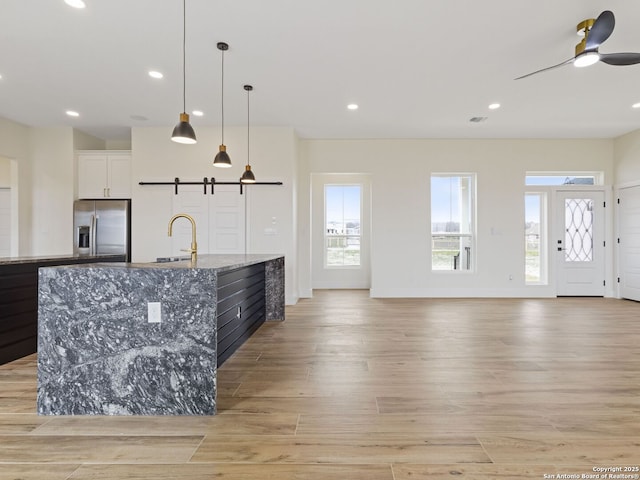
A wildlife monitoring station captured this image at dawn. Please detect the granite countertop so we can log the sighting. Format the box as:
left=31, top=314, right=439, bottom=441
left=41, top=253, right=284, bottom=273
left=0, top=254, right=126, bottom=266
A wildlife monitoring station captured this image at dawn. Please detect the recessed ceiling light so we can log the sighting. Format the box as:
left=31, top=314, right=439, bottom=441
left=632, top=102, right=640, bottom=109
left=148, top=70, right=163, bottom=79
left=66, top=110, right=80, bottom=117
left=64, top=0, right=86, bottom=9
left=347, top=104, right=359, bottom=110
left=192, top=110, right=204, bottom=117
left=488, top=103, right=501, bottom=110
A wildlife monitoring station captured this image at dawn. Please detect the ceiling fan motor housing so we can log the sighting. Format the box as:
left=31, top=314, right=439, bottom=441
left=576, top=18, right=595, bottom=36
left=575, top=18, right=596, bottom=56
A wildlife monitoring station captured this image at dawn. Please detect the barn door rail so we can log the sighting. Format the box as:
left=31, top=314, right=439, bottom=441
left=138, top=177, right=283, bottom=195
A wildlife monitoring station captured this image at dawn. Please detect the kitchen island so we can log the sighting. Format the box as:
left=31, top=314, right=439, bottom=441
left=37, top=254, right=284, bottom=416
left=0, top=254, right=126, bottom=365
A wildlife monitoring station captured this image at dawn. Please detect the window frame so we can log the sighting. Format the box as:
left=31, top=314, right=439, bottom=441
left=430, top=173, right=477, bottom=273
left=323, top=183, right=363, bottom=269
left=525, top=191, right=548, bottom=285
left=525, top=171, right=603, bottom=186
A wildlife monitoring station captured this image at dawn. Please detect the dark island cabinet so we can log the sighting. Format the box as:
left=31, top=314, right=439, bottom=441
left=0, top=255, right=125, bottom=365
left=216, top=262, right=266, bottom=366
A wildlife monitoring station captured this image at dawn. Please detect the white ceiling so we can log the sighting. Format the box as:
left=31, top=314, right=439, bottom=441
left=2, top=0, right=640, bottom=141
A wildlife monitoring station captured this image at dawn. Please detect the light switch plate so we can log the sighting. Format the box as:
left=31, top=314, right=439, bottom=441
left=147, top=302, right=161, bottom=323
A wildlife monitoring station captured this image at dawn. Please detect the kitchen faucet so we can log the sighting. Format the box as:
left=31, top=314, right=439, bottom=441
left=167, top=214, right=197, bottom=264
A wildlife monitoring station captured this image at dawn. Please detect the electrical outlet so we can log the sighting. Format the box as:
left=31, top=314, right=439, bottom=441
left=148, top=302, right=161, bottom=323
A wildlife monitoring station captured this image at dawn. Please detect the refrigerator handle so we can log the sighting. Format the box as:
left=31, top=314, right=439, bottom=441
left=91, top=214, right=96, bottom=255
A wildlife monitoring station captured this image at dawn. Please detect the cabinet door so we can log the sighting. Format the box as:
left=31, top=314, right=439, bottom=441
left=78, top=155, right=108, bottom=198
left=107, top=155, right=132, bottom=198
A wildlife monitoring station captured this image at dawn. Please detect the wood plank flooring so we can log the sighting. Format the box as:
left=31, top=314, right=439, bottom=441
left=1, top=290, right=639, bottom=479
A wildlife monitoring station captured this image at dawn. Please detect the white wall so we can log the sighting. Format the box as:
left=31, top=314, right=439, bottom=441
left=0, top=117, right=29, bottom=160
left=73, top=130, right=105, bottom=151
left=28, top=128, right=75, bottom=255
left=131, top=126, right=298, bottom=303
left=0, top=116, right=31, bottom=255
left=0, top=112, right=625, bottom=300
left=106, top=139, right=132, bottom=150
left=299, top=138, right=615, bottom=297
left=0, top=157, right=10, bottom=187
left=614, top=129, right=640, bottom=185
left=0, top=117, right=85, bottom=256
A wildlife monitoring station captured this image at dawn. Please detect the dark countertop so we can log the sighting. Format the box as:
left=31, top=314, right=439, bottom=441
left=40, top=253, right=284, bottom=273
left=0, top=254, right=126, bottom=266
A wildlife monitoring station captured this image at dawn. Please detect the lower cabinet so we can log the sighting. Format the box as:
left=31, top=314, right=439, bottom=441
left=216, top=263, right=266, bottom=366
left=0, top=256, right=125, bottom=365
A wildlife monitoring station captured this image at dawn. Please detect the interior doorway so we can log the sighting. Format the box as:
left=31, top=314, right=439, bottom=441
left=0, top=188, right=10, bottom=257
left=0, top=156, right=18, bottom=257
left=311, top=173, right=371, bottom=289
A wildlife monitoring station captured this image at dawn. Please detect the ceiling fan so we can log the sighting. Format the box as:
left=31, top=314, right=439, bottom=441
left=515, top=10, right=640, bottom=80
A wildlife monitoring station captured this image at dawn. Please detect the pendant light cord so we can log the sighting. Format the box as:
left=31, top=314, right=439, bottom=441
left=246, top=87, right=250, bottom=166
left=182, top=0, right=186, bottom=113
left=221, top=48, right=225, bottom=144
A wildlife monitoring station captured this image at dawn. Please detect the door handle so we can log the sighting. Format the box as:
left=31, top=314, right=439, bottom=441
left=90, top=214, right=96, bottom=255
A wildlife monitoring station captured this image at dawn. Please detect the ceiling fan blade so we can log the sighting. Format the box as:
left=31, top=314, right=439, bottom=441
left=514, top=58, right=574, bottom=80
left=585, top=10, right=615, bottom=49
left=600, top=52, right=640, bottom=66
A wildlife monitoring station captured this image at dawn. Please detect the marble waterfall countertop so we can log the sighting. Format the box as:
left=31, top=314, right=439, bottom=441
left=36, top=253, right=284, bottom=416
left=0, top=253, right=125, bottom=266
left=140, top=253, right=283, bottom=271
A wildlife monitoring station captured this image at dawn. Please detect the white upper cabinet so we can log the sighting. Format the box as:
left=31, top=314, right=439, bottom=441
left=77, top=151, right=132, bottom=199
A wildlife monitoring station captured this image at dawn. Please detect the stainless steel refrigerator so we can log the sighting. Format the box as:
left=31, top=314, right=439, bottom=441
left=73, top=199, right=131, bottom=261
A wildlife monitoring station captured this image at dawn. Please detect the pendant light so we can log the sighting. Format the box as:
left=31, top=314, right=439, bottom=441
left=171, top=0, right=197, bottom=144
left=213, top=42, right=232, bottom=167
left=240, top=85, right=256, bottom=184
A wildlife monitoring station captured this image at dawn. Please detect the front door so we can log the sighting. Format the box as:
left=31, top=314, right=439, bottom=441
left=555, top=190, right=605, bottom=296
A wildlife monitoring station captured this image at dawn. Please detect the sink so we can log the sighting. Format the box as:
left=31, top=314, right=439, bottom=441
left=155, top=256, right=190, bottom=263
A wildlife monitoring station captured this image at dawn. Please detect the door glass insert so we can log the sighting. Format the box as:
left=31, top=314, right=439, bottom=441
left=564, top=198, right=593, bottom=262
left=324, top=185, right=361, bottom=267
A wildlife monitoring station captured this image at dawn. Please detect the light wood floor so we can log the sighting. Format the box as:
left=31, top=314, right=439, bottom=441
left=1, top=290, right=639, bottom=479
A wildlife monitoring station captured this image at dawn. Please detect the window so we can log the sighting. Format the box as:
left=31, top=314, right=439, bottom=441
left=324, top=185, right=361, bottom=267
left=525, top=174, right=599, bottom=186
left=431, top=174, right=475, bottom=271
left=525, top=193, right=547, bottom=284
